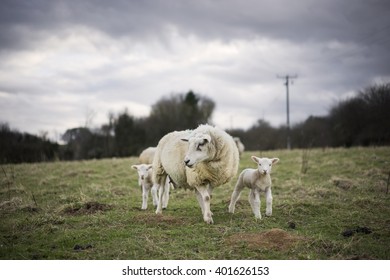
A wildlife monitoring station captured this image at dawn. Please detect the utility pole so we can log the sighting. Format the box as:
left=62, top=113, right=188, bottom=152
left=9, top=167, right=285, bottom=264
left=277, top=74, right=297, bottom=150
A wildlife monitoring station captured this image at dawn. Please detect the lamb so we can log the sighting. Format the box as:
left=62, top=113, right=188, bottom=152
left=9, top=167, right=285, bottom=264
left=131, top=164, right=170, bottom=210
left=228, top=156, right=279, bottom=219
left=233, top=137, right=245, bottom=157
left=153, top=124, right=239, bottom=224
left=138, top=147, right=157, bottom=164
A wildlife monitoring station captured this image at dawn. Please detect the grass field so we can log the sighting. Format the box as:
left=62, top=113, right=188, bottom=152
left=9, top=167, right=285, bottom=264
left=1, top=147, right=389, bottom=260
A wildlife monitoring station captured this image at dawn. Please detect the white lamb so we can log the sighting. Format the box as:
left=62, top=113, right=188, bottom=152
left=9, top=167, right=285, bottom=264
left=138, top=147, right=157, bottom=164
left=131, top=164, right=170, bottom=210
left=153, top=124, right=239, bottom=224
left=228, top=156, right=279, bottom=219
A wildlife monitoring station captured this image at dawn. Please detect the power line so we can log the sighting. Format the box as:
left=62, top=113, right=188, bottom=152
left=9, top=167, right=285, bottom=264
left=277, top=74, right=298, bottom=150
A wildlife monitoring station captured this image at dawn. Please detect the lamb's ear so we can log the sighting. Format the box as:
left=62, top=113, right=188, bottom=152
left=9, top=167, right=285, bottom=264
left=271, top=158, right=280, bottom=165
left=251, top=156, right=260, bottom=164
left=146, top=164, right=153, bottom=170
left=131, top=165, right=139, bottom=170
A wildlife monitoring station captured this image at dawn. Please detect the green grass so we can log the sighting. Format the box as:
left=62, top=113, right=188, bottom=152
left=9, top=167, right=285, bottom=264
left=1, top=147, right=390, bottom=259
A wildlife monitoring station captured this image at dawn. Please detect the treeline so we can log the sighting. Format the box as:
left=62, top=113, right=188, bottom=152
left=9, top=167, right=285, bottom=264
left=0, top=124, right=59, bottom=163
left=60, top=91, right=215, bottom=160
left=1, top=84, right=389, bottom=164
left=229, top=83, right=390, bottom=150
left=0, top=91, right=215, bottom=163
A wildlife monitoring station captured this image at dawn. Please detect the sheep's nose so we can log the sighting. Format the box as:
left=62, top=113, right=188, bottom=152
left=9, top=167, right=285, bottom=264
left=184, top=159, right=190, bottom=166
left=141, top=175, right=144, bottom=180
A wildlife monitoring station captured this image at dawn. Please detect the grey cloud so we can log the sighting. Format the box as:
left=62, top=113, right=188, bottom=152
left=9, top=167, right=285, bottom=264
left=0, top=0, right=389, bottom=137
left=2, top=0, right=390, bottom=49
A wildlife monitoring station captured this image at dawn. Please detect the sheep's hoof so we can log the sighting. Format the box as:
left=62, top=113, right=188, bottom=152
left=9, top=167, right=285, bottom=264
left=205, top=218, right=214, bottom=224
left=255, top=215, right=262, bottom=220
left=265, top=212, right=272, bottom=217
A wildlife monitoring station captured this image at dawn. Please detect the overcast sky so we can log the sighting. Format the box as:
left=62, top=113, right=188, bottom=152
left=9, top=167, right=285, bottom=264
left=1, top=0, right=389, bottom=141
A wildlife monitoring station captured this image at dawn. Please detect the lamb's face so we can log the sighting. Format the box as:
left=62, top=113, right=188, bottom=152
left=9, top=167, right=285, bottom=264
left=182, top=133, right=212, bottom=168
left=251, top=156, right=279, bottom=175
left=131, top=164, right=152, bottom=181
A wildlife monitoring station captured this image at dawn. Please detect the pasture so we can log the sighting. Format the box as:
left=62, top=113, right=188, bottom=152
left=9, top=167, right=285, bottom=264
left=1, top=147, right=389, bottom=259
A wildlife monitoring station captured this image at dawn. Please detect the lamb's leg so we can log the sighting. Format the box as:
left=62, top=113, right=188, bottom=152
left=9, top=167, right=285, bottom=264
left=248, top=189, right=261, bottom=219
left=141, top=185, right=149, bottom=210
left=265, top=187, right=273, bottom=216
left=228, top=175, right=245, bottom=213
left=151, top=184, right=158, bottom=207
left=196, top=185, right=213, bottom=224
left=155, top=174, right=167, bottom=215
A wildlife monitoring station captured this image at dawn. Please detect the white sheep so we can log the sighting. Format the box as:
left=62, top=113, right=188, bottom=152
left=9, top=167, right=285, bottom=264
left=233, top=137, right=245, bottom=157
left=138, top=147, right=157, bottom=164
left=153, top=124, right=239, bottom=224
left=228, top=156, right=279, bottom=219
left=131, top=164, right=170, bottom=210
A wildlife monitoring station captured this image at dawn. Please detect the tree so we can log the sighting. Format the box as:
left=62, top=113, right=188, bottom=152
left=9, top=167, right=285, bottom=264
left=358, top=83, right=390, bottom=145
left=291, top=116, right=332, bottom=148
left=243, top=119, right=280, bottom=150
left=62, top=127, right=93, bottom=160
left=0, top=123, right=59, bottom=163
left=329, top=83, right=390, bottom=146
left=113, top=110, right=147, bottom=157
left=147, top=91, right=215, bottom=144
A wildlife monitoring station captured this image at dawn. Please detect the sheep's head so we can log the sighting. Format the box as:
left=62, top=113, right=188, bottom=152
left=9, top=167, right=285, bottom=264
left=251, top=156, right=279, bottom=175
left=182, top=133, right=212, bottom=168
left=131, top=164, right=152, bottom=181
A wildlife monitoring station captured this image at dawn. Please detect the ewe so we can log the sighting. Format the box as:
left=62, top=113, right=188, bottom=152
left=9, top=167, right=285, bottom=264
left=153, top=124, right=239, bottom=224
left=131, top=164, right=170, bottom=210
left=228, top=156, right=279, bottom=219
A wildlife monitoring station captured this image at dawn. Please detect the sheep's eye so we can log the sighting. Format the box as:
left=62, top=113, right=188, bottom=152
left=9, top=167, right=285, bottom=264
left=259, top=163, right=262, bottom=166
left=269, top=164, right=271, bottom=167
left=196, top=144, right=202, bottom=151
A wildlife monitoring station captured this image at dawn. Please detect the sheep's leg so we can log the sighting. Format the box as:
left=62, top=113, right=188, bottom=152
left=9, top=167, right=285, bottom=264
left=207, top=185, right=214, bottom=216
left=195, top=189, right=205, bottom=215
left=196, top=186, right=213, bottom=224
left=265, top=187, right=273, bottom=216
left=141, top=185, right=149, bottom=210
left=248, top=189, right=261, bottom=219
left=162, top=179, right=170, bottom=209
left=155, top=174, right=167, bottom=215
left=151, top=184, right=158, bottom=207
left=228, top=176, right=245, bottom=213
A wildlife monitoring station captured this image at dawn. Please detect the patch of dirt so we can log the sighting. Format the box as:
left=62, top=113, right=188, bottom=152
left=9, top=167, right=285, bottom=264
left=225, top=228, right=304, bottom=251
left=331, top=177, right=355, bottom=190
left=342, top=226, right=372, bottom=237
left=62, top=201, right=112, bottom=215
left=73, top=244, right=93, bottom=251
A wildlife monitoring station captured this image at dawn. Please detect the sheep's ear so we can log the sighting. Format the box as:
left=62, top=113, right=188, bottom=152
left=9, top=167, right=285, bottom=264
left=272, top=158, right=280, bottom=165
left=146, top=164, right=153, bottom=170
left=203, top=134, right=212, bottom=143
left=131, top=165, right=139, bottom=170
left=251, top=156, right=260, bottom=164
